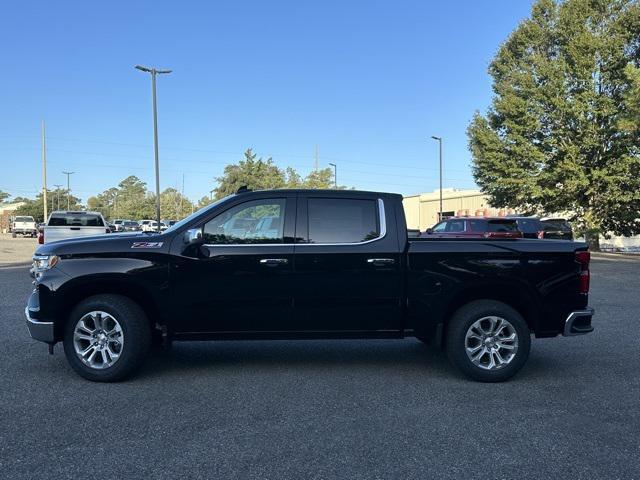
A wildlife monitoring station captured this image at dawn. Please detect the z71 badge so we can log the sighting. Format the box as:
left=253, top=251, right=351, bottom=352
left=131, top=242, right=163, bottom=249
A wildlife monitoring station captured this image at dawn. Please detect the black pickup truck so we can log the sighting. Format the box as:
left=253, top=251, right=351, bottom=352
left=26, top=188, right=594, bottom=382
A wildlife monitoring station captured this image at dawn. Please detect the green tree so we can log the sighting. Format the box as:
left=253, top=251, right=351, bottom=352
left=159, top=187, right=194, bottom=220
left=302, top=168, right=338, bottom=189
left=620, top=64, right=640, bottom=132
left=213, top=148, right=346, bottom=199
left=89, top=176, right=156, bottom=221
left=467, top=0, right=640, bottom=249
left=15, top=190, right=82, bottom=222
left=197, top=196, right=214, bottom=209
left=0, top=191, right=10, bottom=203
left=213, top=149, right=288, bottom=199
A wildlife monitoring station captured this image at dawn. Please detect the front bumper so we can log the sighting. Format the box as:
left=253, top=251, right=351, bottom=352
left=563, top=307, right=595, bottom=336
left=25, top=290, right=55, bottom=343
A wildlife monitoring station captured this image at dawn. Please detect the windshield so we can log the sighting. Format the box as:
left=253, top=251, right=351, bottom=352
left=164, top=195, right=232, bottom=233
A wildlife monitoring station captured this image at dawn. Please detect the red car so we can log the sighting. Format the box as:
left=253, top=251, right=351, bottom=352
left=422, top=217, right=523, bottom=239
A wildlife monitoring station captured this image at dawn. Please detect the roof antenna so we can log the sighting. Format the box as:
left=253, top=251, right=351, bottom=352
left=236, top=185, right=251, bottom=194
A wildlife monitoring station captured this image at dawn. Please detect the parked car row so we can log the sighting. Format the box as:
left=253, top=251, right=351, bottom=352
left=422, top=216, right=573, bottom=240
left=33, top=213, right=181, bottom=243
left=106, top=219, right=180, bottom=233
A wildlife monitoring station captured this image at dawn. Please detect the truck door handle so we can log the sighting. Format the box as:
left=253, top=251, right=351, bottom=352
left=259, top=258, right=289, bottom=266
left=367, top=258, right=395, bottom=266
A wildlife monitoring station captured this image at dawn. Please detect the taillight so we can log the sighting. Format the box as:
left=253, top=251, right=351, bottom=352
left=38, top=231, right=44, bottom=244
left=537, top=230, right=544, bottom=239
left=576, top=250, right=590, bottom=294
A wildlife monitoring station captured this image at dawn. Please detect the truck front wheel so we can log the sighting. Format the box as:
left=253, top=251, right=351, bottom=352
left=63, top=294, right=151, bottom=382
left=446, top=300, right=530, bottom=382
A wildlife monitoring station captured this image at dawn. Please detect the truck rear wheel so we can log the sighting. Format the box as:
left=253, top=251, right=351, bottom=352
left=446, top=300, right=530, bottom=382
left=63, top=294, right=151, bottom=382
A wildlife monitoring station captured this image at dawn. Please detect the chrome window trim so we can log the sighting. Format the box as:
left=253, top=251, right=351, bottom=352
left=203, top=198, right=386, bottom=247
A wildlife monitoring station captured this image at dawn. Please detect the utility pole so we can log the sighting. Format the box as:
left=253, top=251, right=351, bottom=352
left=62, top=171, right=74, bottom=210
left=431, top=136, right=443, bottom=221
left=209, top=189, right=215, bottom=201
left=315, top=145, right=319, bottom=172
left=135, top=64, right=172, bottom=232
left=329, top=163, right=337, bottom=188
left=42, top=121, right=48, bottom=222
left=54, top=184, right=63, bottom=210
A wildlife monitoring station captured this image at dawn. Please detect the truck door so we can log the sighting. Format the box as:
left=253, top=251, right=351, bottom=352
left=292, top=195, right=403, bottom=333
left=169, top=195, right=297, bottom=334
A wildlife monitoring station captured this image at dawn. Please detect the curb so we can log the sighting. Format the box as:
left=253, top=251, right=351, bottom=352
left=591, top=252, right=640, bottom=261
left=0, top=263, right=31, bottom=270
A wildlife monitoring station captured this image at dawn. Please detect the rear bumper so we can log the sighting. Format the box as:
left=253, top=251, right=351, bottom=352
left=14, top=229, right=37, bottom=235
left=563, top=307, right=595, bottom=336
left=25, top=290, right=55, bottom=343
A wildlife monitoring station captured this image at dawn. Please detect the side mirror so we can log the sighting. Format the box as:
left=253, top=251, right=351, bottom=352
left=425, top=228, right=433, bottom=235
left=184, top=228, right=204, bottom=245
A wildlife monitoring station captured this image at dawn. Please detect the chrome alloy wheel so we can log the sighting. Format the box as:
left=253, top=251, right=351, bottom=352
left=464, top=316, right=518, bottom=370
left=73, top=311, right=124, bottom=369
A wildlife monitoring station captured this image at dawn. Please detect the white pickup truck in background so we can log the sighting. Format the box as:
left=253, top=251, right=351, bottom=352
left=12, top=216, right=38, bottom=237
left=41, top=211, right=110, bottom=244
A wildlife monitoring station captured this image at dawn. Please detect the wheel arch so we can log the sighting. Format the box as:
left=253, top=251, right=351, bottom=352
left=53, top=276, right=164, bottom=340
left=439, top=282, right=541, bottom=346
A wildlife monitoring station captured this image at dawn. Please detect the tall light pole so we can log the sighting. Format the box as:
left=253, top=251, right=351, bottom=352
left=431, top=136, right=443, bottom=221
left=42, top=121, right=48, bottom=222
left=54, top=184, right=63, bottom=210
left=62, top=171, right=74, bottom=210
left=329, top=163, right=337, bottom=188
left=135, top=64, right=172, bottom=232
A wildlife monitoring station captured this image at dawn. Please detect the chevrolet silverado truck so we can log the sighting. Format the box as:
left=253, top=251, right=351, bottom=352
left=25, top=188, right=594, bottom=382
left=12, top=215, right=38, bottom=237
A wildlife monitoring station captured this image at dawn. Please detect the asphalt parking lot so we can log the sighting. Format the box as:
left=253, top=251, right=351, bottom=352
left=1, top=257, right=639, bottom=479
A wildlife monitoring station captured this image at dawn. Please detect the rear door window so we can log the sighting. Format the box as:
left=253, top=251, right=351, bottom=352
left=307, top=198, right=379, bottom=244
left=542, top=220, right=572, bottom=232
left=468, top=219, right=487, bottom=232
left=48, top=213, right=105, bottom=227
left=516, top=218, right=543, bottom=234
left=487, top=220, right=518, bottom=232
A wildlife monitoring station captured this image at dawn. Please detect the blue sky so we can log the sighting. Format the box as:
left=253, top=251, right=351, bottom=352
left=0, top=0, right=533, bottom=203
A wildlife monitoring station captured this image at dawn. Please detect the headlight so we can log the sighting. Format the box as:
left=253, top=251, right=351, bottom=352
left=32, top=254, right=59, bottom=273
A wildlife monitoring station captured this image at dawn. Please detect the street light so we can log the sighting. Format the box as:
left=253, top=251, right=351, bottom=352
left=62, top=171, right=74, bottom=210
left=328, top=163, right=337, bottom=188
left=135, top=64, right=172, bottom=232
left=430, top=136, right=443, bottom=221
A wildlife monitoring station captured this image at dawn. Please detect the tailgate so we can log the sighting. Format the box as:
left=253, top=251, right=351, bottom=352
left=44, top=226, right=107, bottom=243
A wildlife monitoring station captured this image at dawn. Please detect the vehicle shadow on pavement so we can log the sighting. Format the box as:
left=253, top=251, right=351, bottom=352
left=139, top=339, right=453, bottom=379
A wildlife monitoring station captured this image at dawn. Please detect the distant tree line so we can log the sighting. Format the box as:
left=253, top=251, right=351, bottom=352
left=5, top=148, right=343, bottom=222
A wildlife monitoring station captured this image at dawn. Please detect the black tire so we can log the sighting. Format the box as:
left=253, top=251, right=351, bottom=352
left=446, top=300, right=531, bottom=382
left=63, top=294, right=151, bottom=382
